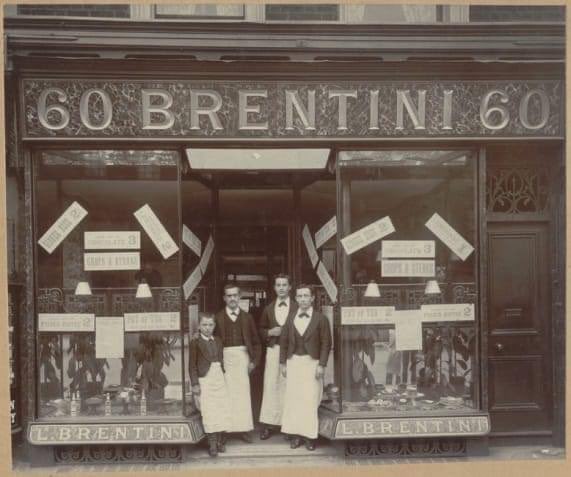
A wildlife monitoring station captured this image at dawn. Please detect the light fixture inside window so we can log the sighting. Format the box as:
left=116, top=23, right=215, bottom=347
left=75, top=281, right=92, bottom=296
left=424, top=279, right=441, bottom=295
left=364, top=281, right=381, bottom=298
left=136, top=279, right=153, bottom=299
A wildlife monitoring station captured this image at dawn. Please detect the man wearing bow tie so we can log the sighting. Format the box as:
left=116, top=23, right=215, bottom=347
left=258, top=274, right=298, bottom=440
left=280, top=284, right=331, bottom=451
left=214, top=283, right=261, bottom=443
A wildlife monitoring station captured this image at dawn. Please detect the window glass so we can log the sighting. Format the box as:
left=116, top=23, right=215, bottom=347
left=35, top=150, right=184, bottom=419
left=347, top=5, right=437, bottom=23
left=339, top=150, right=477, bottom=414
left=155, top=4, right=245, bottom=19
left=469, top=6, right=564, bottom=22
left=266, top=4, right=339, bottom=22
left=17, top=4, right=130, bottom=18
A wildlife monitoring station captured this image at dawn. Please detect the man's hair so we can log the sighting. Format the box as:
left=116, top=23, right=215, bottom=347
left=274, top=273, right=291, bottom=285
left=223, top=282, right=240, bottom=294
left=198, top=312, right=215, bottom=323
left=295, top=283, right=315, bottom=296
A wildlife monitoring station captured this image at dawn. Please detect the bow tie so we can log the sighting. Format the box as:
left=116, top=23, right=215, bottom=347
left=299, top=313, right=310, bottom=318
left=278, top=302, right=288, bottom=307
left=230, top=311, right=238, bottom=316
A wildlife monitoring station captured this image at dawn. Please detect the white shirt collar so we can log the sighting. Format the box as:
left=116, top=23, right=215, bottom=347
left=296, top=307, right=313, bottom=319
left=226, top=307, right=240, bottom=321
left=276, top=296, right=290, bottom=306
left=200, top=333, right=214, bottom=341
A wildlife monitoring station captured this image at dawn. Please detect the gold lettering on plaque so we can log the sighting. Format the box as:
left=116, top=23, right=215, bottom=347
left=141, top=89, right=175, bottom=130
left=190, top=90, right=223, bottom=130
left=396, top=90, right=426, bottom=130
left=238, top=90, right=268, bottom=130
left=329, top=90, right=358, bottom=130
left=285, top=90, right=316, bottom=130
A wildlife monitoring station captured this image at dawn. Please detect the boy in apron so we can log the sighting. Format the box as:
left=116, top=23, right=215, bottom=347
left=189, top=313, right=231, bottom=457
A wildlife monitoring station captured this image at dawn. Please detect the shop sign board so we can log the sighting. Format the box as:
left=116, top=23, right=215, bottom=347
left=421, top=303, right=475, bottom=322
left=335, top=415, right=490, bottom=439
left=84, top=231, right=140, bottom=250
left=381, top=259, right=435, bottom=277
left=28, top=422, right=199, bottom=444
left=38, top=313, right=95, bottom=332
left=84, top=252, right=140, bottom=271
left=124, top=312, right=180, bottom=331
left=341, top=306, right=396, bottom=325
left=38, top=201, right=87, bottom=254
left=381, top=240, right=435, bottom=258
left=23, top=80, right=563, bottom=139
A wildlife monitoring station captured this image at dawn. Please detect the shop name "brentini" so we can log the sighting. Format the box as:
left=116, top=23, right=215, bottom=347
left=24, top=80, right=562, bottom=138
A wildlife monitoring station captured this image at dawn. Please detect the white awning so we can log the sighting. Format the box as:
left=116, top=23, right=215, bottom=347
left=185, top=148, right=330, bottom=170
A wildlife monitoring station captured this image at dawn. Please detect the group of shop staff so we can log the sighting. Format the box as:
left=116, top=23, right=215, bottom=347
left=189, top=274, right=332, bottom=457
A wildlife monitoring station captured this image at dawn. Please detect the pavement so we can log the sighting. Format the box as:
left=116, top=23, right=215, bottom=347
left=10, top=434, right=566, bottom=473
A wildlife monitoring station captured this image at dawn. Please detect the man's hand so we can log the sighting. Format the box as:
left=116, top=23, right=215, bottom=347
left=248, top=361, right=255, bottom=374
left=315, top=365, right=324, bottom=380
left=191, top=385, right=201, bottom=395
left=280, top=364, right=287, bottom=378
left=268, top=326, right=282, bottom=337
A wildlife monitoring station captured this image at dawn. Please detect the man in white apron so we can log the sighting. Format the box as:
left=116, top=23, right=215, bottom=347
left=258, top=274, right=297, bottom=440
left=280, top=284, right=332, bottom=451
left=214, top=284, right=261, bottom=443
left=189, top=313, right=230, bottom=457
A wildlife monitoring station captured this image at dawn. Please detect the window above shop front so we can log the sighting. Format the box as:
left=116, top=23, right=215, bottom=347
left=6, top=3, right=564, bottom=24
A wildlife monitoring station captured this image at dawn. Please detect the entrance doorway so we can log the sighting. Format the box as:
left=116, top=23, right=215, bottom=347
left=181, top=147, right=335, bottom=426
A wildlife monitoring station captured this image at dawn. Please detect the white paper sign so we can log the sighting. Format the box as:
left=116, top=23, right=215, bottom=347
left=124, top=312, right=180, bottom=331
left=321, top=305, right=335, bottom=343
left=188, top=304, right=199, bottom=336
left=96, top=316, right=124, bottom=359
left=199, top=236, right=214, bottom=274
left=182, top=225, right=202, bottom=257
left=316, top=262, right=338, bottom=304
left=341, top=306, right=396, bottom=325
left=302, top=225, right=319, bottom=268
left=394, top=309, right=424, bottom=351
left=341, top=216, right=395, bottom=255
left=381, top=259, right=435, bottom=277
left=314, top=216, right=337, bottom=249
left=381, top=240, right=435, bottom=258
left=84, top=231, right=140, bottom=250
left=38, top=313, right=95, bottom=332
left=183, top=266, right=203, bottom=300
left=421, top=303, right=475, bottom=322
left=38, top=201, right=88, bottom=254
left=425, top=213, right=474, bottom=261
left=84, top=252, right=140, bottom=271
left=134, top=204, right=179, bottom=259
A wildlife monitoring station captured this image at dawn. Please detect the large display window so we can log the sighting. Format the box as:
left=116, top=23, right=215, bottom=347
left=34, top=150, right=184, bottom=419
left=338, top=150, right=479, bottom=415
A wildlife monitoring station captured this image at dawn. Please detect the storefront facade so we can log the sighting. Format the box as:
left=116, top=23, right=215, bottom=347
left=5, top=12, right=565, bottom=465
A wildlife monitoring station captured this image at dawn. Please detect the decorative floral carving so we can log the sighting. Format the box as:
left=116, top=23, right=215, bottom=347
left=487, top=167, right=549, bottom=214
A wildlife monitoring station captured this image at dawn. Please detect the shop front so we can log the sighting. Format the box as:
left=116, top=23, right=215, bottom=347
left=6, top=48, right=564, bottom=464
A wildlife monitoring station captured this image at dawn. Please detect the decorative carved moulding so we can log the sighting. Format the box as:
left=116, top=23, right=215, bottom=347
left=345, top=438, right=467, bottom=458
left=54, top=445, right=182, bottom=464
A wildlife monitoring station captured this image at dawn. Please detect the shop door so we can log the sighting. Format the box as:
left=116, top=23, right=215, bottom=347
left=487, top=222, right=552, bottom=434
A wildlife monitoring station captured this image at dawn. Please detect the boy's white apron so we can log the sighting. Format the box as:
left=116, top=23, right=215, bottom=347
left=197, top=362, right=230, bottom=433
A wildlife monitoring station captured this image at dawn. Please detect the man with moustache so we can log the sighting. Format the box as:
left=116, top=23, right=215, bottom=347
left=214, top=283, right=261, bottom=443
left=258, top=274, right=298, bottom=440
left=280, top=284, right=331, bottom=451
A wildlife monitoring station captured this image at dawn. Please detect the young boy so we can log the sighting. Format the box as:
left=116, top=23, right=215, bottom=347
left=189, top=313, right=231, bottom=457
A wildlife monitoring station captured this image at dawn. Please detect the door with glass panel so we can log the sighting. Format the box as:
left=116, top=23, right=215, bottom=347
left=337, top=150, right=480, bottom=415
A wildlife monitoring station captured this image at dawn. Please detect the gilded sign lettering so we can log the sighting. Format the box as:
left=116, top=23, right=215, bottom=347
left=23, top=80, right=562, bottom=139
left=335, top=416, right=490, bottom=439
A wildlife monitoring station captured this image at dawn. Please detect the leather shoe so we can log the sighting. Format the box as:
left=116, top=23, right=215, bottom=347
left=305, top=439, right=316, bottom=451
left=260, top=428, right=272, bottom=440
left=290, top=436, right=301, bottom=449
left=240, top=432, right=253, bottom=443
left=208, top=446, right=218, bottom=457
left=217, top=433, right=226, bottom=452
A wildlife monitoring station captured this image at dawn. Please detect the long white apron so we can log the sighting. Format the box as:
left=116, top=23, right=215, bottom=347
left=223, top=346, right=254, bottom=432
left=259, top=345, right=287, bottom=426
left=197, top=362, right=231, bottom=433
left=281, top=355, right=323, bottom=439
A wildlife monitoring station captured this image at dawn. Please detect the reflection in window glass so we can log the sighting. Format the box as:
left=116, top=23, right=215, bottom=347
left=340, top=150, right=477, bottom=413
left=347, top=5, right=437, bottom=23
left=155, top=4, right=245, bottom=19
left=35, top=150, right=184, bottom=418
